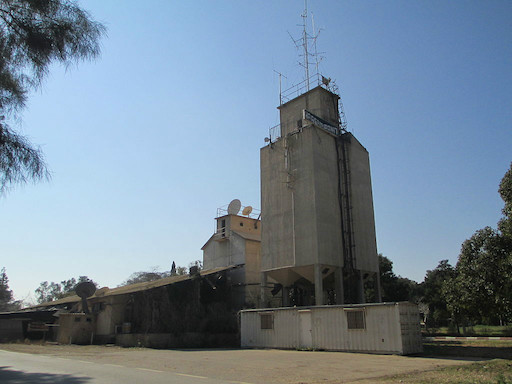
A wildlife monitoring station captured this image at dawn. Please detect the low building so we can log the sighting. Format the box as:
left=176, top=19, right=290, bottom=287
left=240, top=302, right=422, bottom=355
left=28, top=266, right=241, bottom=348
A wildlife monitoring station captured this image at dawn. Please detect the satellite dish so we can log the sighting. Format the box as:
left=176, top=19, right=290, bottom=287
left=227, top=199, right=241, bottom=215
left=242, top=206, right=253, bottom=216
left=75, top=281, right=96, bottom=314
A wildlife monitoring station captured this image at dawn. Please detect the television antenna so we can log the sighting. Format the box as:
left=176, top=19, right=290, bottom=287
left=288, top=0, right=324, bottom=92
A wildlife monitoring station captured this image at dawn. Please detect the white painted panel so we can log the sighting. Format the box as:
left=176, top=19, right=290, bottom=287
left=241, top=303, right=422, bottom=355
left=299, top=310, right=312, bottom=348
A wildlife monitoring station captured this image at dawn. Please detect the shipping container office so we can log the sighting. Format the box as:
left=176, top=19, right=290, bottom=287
left=240, top=302, right=422, bottom=355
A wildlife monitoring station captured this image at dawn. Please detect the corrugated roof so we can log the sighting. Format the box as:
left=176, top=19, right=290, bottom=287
left=28, top=265, right=237, bottom=309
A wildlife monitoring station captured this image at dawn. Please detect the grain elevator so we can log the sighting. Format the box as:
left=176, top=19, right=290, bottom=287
left=260, top=82, right=381, bottom=306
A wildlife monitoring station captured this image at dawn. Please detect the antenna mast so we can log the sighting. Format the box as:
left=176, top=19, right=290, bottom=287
left=301, top=0, right=310, bottom=91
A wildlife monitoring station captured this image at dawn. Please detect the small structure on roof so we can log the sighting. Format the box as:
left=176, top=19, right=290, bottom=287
left=202, top=200, right=265, bottom=308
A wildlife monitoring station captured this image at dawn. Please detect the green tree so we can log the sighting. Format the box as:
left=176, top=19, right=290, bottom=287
left=498, top=162, right=512, bottom=237
left=0, top=0, right=105, bottom=194
left=445, top=227, right=512, bottom=326
left=373, top=254, right=420, bottom=303
left=0, top=267, right=21, bottom=311
left=444, top=164, right=512, bottom=326
left=35, top=275, right=96, bottom=303
left=421, top=260, right=455, bottom=327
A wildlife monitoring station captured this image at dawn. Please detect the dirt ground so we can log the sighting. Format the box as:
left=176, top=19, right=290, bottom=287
left=0, top=343, right=482, bottom=384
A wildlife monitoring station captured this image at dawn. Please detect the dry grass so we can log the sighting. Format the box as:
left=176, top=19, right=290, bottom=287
left=375, top=359, right=512, bottom=384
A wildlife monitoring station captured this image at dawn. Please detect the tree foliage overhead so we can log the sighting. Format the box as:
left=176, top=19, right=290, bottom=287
left=0, top=0, right=105, bottom=194
left=35, top=275, right=96, bottom=303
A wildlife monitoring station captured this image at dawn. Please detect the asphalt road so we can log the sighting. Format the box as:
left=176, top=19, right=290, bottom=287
left=0, top=350, right=243, bottom=384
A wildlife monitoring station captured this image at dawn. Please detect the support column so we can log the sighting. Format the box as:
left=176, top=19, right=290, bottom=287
left=314, top=264, right=324, bottom=306
left=357, top=270, right=365, bottom=304
left=335, top=267, right=344, bottom=305
left=260, top=272, right=267, bottom=308
left=375, top=271, right=382, bottom=303
left=282, top=286, right=290, bottom=307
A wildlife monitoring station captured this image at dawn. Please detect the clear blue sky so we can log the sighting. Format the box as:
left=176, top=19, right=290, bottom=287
left=1, top=1, right=511, bottom=303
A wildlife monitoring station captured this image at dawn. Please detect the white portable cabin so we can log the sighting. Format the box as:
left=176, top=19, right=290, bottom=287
left=240, top=302, right=422, bottom=355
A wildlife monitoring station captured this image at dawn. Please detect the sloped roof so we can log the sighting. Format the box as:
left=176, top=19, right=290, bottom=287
left=28, top=265, right=237, bottom=309
left=201, top=230, right=261, bottom=250
left=231, top=230, right=261, bottom=242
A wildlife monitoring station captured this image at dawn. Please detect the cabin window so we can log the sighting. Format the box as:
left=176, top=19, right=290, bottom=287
left=260, top=313, right=274, bottom=330
left=74, top=317, right=81, bottom=322
left=346, top=309, right=365, bottom=330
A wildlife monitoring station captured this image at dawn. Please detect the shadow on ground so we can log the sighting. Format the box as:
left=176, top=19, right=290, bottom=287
left=423, top=341, right=512, bottom=360
left=0, top=366, right=92, bottom=384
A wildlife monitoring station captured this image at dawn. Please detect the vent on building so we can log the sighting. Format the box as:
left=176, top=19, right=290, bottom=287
left=259, top=313, right=274, bottom=330
left=346, top=309, right=365, bottom=330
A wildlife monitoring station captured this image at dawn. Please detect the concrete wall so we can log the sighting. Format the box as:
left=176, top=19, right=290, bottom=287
left=95, top=295, right=128, bottom=338
left=261, top=85, right=380, bottom=294
left=204, top=215, right=260, bottom=270
left=261, top=96, right=344, bottom=274
left=279, top=86, right=339, bottom=136
left=343, top=133, right=379, bottom=273
left=241, top=302, right=422, bottom=355
left=245, top=240, right=262, bottom=306
left=57, top=313, right=94, bottom=344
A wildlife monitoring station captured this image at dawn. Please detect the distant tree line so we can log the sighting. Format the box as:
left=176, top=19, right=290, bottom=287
left=32, top=260, right=203, bottom=304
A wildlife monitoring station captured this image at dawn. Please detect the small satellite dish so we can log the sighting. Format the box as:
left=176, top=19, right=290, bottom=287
left=75, top=281, right=96, bottom=314
left=227, top=199, right=241, bottom=215
left=242, top=206, right=253, bottom=216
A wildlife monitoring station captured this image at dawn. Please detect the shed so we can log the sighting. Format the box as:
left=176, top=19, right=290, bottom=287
left=240, top=302, right=422, bottom=355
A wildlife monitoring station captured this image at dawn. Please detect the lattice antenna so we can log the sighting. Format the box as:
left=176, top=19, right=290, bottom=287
left=301, top=1, right=310, bottom=91
left=311, top=12, right=325, bottom=76
left=287, top=0, right=323, bottom=92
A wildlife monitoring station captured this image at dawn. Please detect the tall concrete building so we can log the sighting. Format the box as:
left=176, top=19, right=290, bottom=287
left=260, top=84, right=381, bottom=306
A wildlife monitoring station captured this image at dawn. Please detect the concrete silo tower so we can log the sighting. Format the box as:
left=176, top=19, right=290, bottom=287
left=260, top=83, right=381, bottom=306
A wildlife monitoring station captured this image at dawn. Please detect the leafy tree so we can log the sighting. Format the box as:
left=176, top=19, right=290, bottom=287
left=443, top=164, right=512, bottom=326
left=498, top=162, right=512, bottom=237
left=0, top=267, right=21, bottom=311
left=447, top=227, right=512, bottom=325
left=35, top=275, right=96, bottom=303
left=371, top=254, right=421, bottom=303
left=421, top=260, right=455, bottom=327
left=0, top=0, right=105, bottom=194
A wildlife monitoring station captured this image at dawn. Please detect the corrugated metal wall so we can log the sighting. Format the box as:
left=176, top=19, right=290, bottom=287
left=241, top=302, right=422, bottom=355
